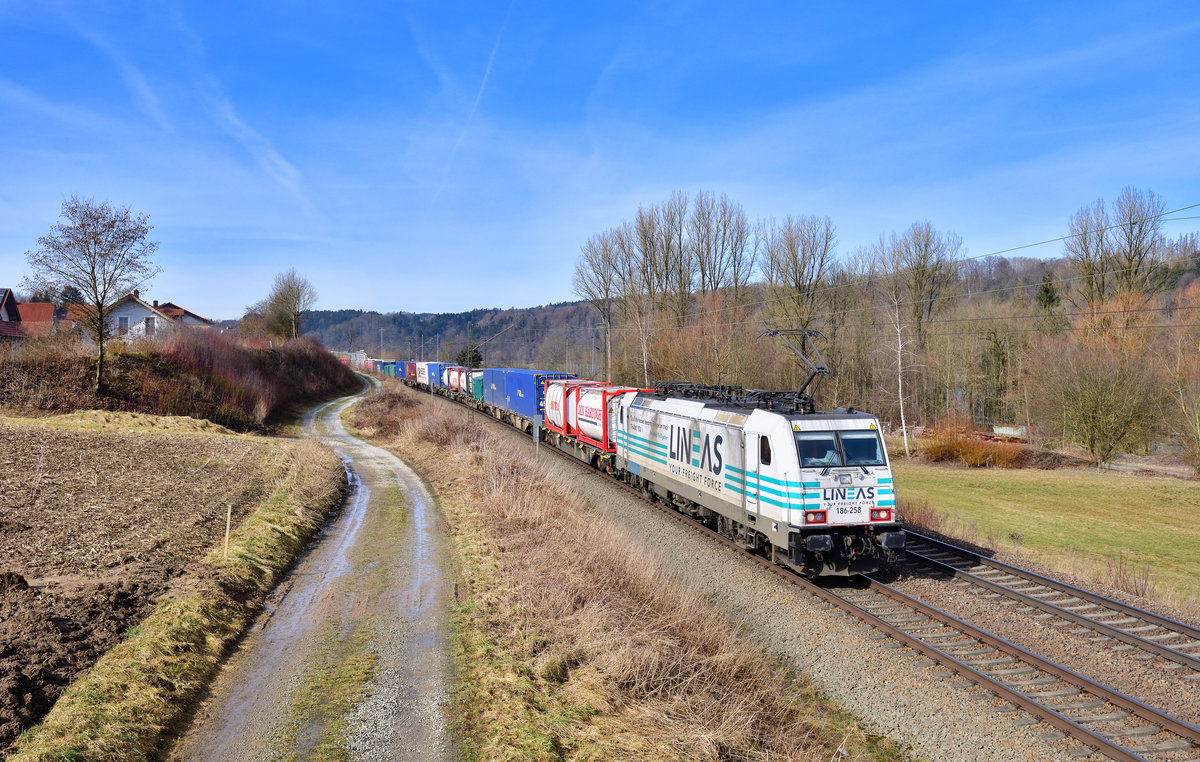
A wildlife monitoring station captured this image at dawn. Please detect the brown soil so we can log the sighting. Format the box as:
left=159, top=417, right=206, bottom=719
left=0, top=418, right=283, bottom=753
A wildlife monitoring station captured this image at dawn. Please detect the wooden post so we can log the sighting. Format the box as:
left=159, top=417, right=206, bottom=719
left=224, top=503, right=232, bottom=560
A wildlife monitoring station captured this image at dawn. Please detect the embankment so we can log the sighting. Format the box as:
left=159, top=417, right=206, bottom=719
left=0, top=331, right=358, bottom=430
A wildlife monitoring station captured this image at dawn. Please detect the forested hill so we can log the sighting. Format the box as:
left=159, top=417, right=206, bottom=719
left=302, top=300, right=605, bottom=374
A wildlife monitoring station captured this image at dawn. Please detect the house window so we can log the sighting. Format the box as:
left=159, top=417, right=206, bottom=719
left=145, top=317, right=155, bottom=336
left=759, top=436, right=772, bottom=466
left=118, top=316, right=129, bottom=335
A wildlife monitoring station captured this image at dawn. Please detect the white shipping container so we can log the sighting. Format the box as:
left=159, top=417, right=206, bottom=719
left=545, top=381, right=568, bottom=429
left=575, top=387, right=614, bottom=445
left=417, top=362, right=430, bottom=385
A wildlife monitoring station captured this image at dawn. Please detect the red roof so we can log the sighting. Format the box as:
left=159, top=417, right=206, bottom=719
left=13, top=302, right=57, bottom=338
left=155, top=301, right=212, bottom=324
left=15, top=302, right=54, bottom=322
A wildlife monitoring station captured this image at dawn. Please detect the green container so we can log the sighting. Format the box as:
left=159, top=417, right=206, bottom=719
left=471, top=374, right=485, bottom=402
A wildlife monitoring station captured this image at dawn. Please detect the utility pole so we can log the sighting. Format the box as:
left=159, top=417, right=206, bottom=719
left=380, top=327, right=384, bottom=358
left=467, top=321, right=472, bottom=368
left=408, top=337, right=413, bottom=361
left=418, top=333, right=422, bottom=361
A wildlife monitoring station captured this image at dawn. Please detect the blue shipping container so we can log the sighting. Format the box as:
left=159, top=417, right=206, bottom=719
left=488, top=368, right=575, bottom=421
left=482, top=368, right=514, bottom=409
left=426, top=362, right=452, bottom=389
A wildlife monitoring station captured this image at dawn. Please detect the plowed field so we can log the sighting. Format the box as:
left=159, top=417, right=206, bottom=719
left=0, top=417, right=285, bottom=752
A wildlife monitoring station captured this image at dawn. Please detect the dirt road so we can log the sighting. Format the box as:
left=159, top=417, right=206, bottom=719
left=168, top=377, right=453, bottom=761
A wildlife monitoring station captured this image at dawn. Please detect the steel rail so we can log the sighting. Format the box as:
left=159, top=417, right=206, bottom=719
left=903, top=531, right=1200, bottom=672
left=859, top=578, right=1200, bottom=746
left=408, top=383, right=1200, bottom=762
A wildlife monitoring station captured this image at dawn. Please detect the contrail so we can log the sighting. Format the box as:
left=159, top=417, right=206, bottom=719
left=430, top=1, right=515, bottom=206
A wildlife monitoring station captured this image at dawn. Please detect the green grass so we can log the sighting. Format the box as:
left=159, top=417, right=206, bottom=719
left=271, top=622, right=378, bottom=762
left=894, top=460, right=1200, bottom=605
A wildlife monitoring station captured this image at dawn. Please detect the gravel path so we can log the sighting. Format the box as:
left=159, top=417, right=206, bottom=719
left=439, top=394, right=1089, bottom=762
left=168, top=380, right=453, bottom=761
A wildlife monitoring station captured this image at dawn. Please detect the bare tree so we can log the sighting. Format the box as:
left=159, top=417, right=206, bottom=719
left=874, top=236, right=915, bottom=456
left=762, top=215, right=837, bottom=332
left=718, top=194, right=753, bottom=301
left=271, top=268, right=318, bottom=340
left=894, top=221, right=961, bottom=347
left=660, top=190, right=693, bottom=325
left=1110, top=186, right=1167, bottom=299
left=573, top=230, right=619, bottom=381
left=1065, top=198, right=1112, bottom=313
left=245, top=268, right=319, bottom=340
left=614, top=221, right=655, bottom=386
left=691, top=191, right=751, bottom=298
left=23, top=196, right=160, bottom=393
left=690, top=190, right=720, bottom=295
left=630, top=205, right=659, bottom=307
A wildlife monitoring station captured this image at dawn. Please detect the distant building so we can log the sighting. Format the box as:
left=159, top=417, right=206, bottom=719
left=12, top=301, right=70, bottom=338
left=0, top=288, right=22, bottom=341
left=0, top=288, right=212, bottom=342
left=106, top=291, right=213, bottom=340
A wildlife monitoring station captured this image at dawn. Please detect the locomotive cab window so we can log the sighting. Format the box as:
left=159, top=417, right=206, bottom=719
left=796, top=432, right=839, bottom=467
left=759, top=436, right=772, bottom=465
left=841, top=430, right=886, bottom=467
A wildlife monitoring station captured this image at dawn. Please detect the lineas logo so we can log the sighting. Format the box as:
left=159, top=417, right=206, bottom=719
left=668, top=425, right=723, bottom=475
left=822, top=487, right=875, bottom=500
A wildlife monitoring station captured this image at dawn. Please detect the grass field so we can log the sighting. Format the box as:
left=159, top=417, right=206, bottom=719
left=894, top=460, right=1200, bottom=607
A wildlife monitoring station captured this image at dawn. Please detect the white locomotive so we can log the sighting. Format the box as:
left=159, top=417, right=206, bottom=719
left=612, top=385, right=903, bottom=575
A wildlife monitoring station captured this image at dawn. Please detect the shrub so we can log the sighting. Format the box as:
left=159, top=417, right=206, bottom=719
left=920, top=418, right=1026, bottom=468
left=0, top=330, right=357, bottom=429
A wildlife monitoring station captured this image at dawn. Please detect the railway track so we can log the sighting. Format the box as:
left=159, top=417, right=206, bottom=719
left=839, top=579, right=1200, bottom=762
left=901, top=531, right=1200, bottom=675
left=417, top=384, right=1200, bottom=761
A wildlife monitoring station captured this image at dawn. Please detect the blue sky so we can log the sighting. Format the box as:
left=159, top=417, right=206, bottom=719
left=1, top=2, right=1198, bottom=319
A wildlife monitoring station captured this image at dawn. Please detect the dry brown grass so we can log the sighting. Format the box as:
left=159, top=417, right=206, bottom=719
left=351, top=387, right=902, bottom=762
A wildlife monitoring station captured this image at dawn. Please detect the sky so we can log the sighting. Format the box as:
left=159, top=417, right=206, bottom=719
left=1, top=1, right=1198, bottom=320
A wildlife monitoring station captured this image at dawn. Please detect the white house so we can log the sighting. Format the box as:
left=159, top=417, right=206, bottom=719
left=107, top=292, right=213, bottom=340
left=0, top=288, right=23, bottom=341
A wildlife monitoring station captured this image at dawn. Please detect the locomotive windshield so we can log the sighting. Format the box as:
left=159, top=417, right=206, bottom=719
left=795, top=430, right=886, bottom=468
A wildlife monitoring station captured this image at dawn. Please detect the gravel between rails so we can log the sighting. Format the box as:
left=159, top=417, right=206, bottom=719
left=431, top=394, right=1087, bottom=762
left=882, top=566, right=1200, bottom=726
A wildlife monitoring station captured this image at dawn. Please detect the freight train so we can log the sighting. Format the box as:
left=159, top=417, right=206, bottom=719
left=340, top=352, right=905, bottom=576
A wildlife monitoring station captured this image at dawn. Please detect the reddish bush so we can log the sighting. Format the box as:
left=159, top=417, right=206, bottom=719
left=920, top=418, right=1027, bottom=468
left=0, top=331, right=357, bottom=429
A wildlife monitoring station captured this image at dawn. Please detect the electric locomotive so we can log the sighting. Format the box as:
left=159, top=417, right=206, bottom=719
left=612, top=384, right=903, bottom=576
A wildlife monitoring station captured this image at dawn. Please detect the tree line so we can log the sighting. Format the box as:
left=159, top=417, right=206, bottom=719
left=573, top=187, right=1200, bottom=468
